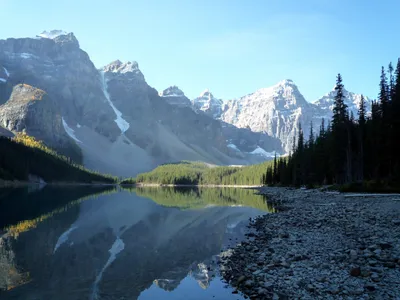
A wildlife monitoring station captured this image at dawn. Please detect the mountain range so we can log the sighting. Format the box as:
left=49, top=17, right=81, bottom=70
left=0, top=30, right=371, bottom=176
left=191, top=79, right=372, bottom=153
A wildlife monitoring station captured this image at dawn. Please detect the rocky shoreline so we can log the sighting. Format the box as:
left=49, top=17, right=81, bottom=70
left=219, top=187, right=400, bottom=299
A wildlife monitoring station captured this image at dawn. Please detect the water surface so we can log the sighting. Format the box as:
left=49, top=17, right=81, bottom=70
left=0, top=186, right=273, bottom=300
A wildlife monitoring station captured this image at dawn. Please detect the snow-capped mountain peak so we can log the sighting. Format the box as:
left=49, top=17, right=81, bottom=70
left=159, top=86, right=185, bottom=98
left=276, top=79, right=295, bottom=86
left=199, top=89, right=212, bottom=98
left=37, top=30, right=68, bottom=39
left=233, top=79, right=309, bottom=111
left=313, top=87, right=372, bottom=116
left=102, top=60, right=141, bottom=74
left=220, top=79, right=312, bottom=153
left=192, top=89, right=223, bottom=118
left=159, top=86, right=191, bottom=107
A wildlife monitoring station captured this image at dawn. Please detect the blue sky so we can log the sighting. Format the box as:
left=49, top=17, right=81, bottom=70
left=0, top=0, right=399, bottom=101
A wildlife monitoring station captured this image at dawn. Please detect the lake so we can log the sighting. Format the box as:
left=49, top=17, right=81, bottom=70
left=0, top=186, right=275, bottom=300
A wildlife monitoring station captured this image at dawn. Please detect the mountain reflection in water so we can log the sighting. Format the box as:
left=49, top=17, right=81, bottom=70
left=0, top=186, right=274, bottom=300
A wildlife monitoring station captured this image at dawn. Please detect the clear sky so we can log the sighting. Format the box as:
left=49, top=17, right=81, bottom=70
left=0, top=0, right=399, bottom=101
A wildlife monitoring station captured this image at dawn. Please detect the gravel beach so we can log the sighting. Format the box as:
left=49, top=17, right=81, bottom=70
left=220, top=187, right=400, bottom=299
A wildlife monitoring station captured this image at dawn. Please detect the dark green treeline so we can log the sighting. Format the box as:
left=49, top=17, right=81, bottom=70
left=264, top=59, right=400, bottom=188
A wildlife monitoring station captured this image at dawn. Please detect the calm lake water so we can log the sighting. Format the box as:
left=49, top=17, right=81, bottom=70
left=0, top=186, right=275, bottom=300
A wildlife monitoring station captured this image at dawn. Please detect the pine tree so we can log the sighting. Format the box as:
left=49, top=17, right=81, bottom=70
left=389, top=62, right=394, bottom=101
left=393, top=59, right=400, bottom=180
left=331, top=74, right=349, bottom=183
left=309, top=121, right=315, bottom=148
left=320, top=118, right=325, bottom=137
left=332, top=73, right=348, bottom=127
left=273, top=152, right=277, bottom=184
left=379, top=66, right=389, bottom=118
left=358, top=95, right=366, bottom=127
left=379, top=66, right=391, bottom=178
left=357, top=95, right=366, bottom=182
left=297, top=123, right=305, bottom=185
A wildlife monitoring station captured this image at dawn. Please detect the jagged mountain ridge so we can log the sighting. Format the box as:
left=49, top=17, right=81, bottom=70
left=0, top=31, right=283, bottom=177
left=192, top=89, right=224, bottom=118
left=187, top=80, right=372, bottom=153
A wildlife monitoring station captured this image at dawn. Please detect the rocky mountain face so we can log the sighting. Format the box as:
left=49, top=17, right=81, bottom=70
left=159, top=86, right=191, bottom=107
left=313, top=88, right=372, bottom=119
left=0, top=31, right=283, bottom=176
left=192, top=89, right=224, bottom=118
left=0, top=32, right=120, bottom=139
left=195, top=80, right=371, bottom=153
left=220, top=80, right=316, bottom=153
left=0, top=85, right=62, bottom=143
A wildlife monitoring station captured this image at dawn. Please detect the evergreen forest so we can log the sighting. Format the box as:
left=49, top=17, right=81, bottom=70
left=263, top=59, right=400, bottom=191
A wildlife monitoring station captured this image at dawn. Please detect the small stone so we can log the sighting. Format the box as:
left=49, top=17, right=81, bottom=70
left=280, top=261, right=290, bottom=268
left=363, top=251, right=374, bottom=258
left=279, top=232, right=289, bottom=238
left=365, top=284, right=376, bottom=292
left=368, top=259, right=378, bottom=266
left=350, top=266, right=361, bottom=277
left=368, top=245, right=378, bottom=250
left=263, top=282, right=273, bottom=289
left=237, top=275, right=246, bottom=285
left=374, top=249, right=382, bottom=256
left=244, top=280, right=254, bottom=288
left=391, top=219, right=400, bottom=225
left=306, top=284, right=315, bottom=292
left=292, top=254, right=300, bottom=261
left=350, top=249, right=358, bottom=261
left=361, top=269, right=371, bottom=277
left=329, top=286, right=340, bottom=294
left=257, top=288, right=267, bottom=295
left=353, top=288, right=364, bottom=295
left=371, top=273, right=380, bottom=282
left=379, top=242, right=393, bottom=249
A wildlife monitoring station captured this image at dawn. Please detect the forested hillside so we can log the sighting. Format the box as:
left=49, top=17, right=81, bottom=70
left=0, top=134, right=116, bottom=183
left=122, top=160, right=275, bottom=186
left=264, top=59, right=400, bottom=191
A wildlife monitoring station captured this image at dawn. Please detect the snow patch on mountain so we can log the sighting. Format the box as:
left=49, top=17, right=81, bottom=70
left=62, top=117, right=82, bottom=143
left=249, top=147, right=277, bottom=158
left=227, top=143, right=241, bottom=152
left=53, top=225, right=77, bottom=253
left=3, top=67, right=9, bottom=77
left=100, top=71, right=130, bottom=133
left=91, top=237, right=125, bottom=300
left=0, top=67, right=7, bottom=83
